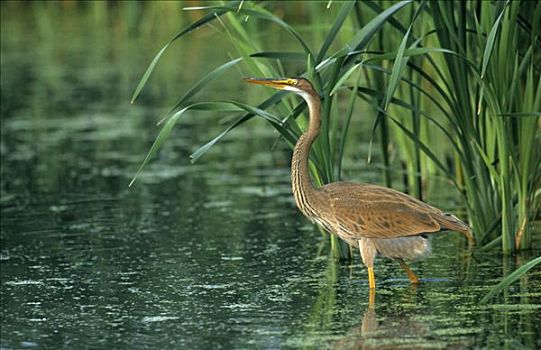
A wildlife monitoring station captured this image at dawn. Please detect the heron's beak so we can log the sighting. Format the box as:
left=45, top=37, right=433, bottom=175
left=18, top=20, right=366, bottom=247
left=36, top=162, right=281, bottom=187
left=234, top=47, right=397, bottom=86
left=242, top=77, right=290, bottom=90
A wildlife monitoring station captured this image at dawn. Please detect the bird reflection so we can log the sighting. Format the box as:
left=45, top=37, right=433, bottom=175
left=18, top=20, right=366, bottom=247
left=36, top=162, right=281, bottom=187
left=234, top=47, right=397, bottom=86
left=334, top=286, right=433, bottom=350
left=360, top=289, right=378, bottom=337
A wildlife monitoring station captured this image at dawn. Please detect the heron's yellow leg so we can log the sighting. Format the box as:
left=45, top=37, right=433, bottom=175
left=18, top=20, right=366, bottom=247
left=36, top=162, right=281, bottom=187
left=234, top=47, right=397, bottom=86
left=368, top=286, right=376, bottom=307
left=398, top=259, right=419, bottom=284
left=367, top=266, right=376, bottom=289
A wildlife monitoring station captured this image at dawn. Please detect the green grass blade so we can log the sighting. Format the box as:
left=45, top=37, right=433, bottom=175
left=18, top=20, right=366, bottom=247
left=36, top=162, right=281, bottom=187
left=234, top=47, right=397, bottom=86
left=356, top=85, right=464, bottom=158
left=250, top=51, right=306, bottom=61
left=365, top=47, right=456, bottom=62
left=240, top=6, right=314, bottom=57
left=362, top=0, right=408, bottom=33
left=129, top=101, right=251, bottom=186
left=187, top=4, right=314, bottom=57
left=384, top=25, right=412, bottom=110
left=227, top=101, right=284, bottom=125
left=130, top=8, right=229, bottom=103
left=348, top=0, right=412, bottom=54
left=190, top=123, right=241, bottom=164
left=360, top=63, right=455, bottom=121
left=131, top=45, right=169, bottom=104
left=480, top=256, right=541, bottom=304
left=471, top=140, right=502, bottom=187
left=387, top=113, right=459, bottom=187
left=496, top=112, right=541, bottom=118
left=130, top=97, right=296, bottom=186
left=189, top=108, right=295, bottom=164
left=213, top=14, right=272, bottom=80
left=481, top=6, right=506, bottom=79
left=168, top=58, right=243, bottom=113
left=307, top=53, right=323, bottom=94
left=337, top=70, right=361, bottom=179
left=480, top=236, right=502, bottom=251
left=330, top=62, right=362, bottom=95
left=190, top=91, right=289, bottom=162
left=316, top=0, right=355, bottom=63
left=129, top=107, right=189, bottom=187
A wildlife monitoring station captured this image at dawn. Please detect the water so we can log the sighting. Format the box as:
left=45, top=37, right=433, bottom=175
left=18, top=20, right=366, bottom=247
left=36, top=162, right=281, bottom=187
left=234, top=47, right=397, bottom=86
left=1, top=3, right=540, bottom=349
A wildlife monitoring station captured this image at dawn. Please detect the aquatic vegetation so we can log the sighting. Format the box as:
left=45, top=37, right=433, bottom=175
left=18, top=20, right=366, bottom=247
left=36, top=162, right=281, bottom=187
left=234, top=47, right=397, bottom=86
left=480, top=256, right=541, bottom=304
left=131, top=1, right=540, bottom=258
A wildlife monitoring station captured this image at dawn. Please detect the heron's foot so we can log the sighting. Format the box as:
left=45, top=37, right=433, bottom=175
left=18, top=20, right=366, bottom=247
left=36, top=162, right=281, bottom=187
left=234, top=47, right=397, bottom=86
left=398, top=259, right=420, bottom=284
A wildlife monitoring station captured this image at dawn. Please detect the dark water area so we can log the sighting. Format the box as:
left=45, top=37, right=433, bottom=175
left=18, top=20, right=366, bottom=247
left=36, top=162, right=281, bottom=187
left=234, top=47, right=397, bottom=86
left=1, top=3, right=540, bottom=349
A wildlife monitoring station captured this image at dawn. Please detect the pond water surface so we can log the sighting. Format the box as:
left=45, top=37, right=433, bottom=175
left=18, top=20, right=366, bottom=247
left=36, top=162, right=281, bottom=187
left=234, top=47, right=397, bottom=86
left=1, top=3, right=540, bottom=350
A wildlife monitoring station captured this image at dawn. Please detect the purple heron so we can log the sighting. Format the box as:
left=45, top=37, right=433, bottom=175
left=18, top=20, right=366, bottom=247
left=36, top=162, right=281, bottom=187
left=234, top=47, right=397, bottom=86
left=244, top=77, right=474, bottom=289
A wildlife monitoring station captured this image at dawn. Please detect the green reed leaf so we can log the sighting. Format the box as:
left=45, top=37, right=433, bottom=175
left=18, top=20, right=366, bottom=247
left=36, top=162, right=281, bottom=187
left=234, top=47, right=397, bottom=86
left=496, top=112, right=541, bottom=118
left=387, top=113, right=459, bottom=187
left=481, top=5, right=506, bottom=79
left=330, top=63, right=362, bottom=96
left=187, top=4, right=313, bottom=57
left=365, top=47, right=455, bottom=62
left=384, top=25, right=412, bottom=110
left=480, top=256, right=541, bottom=304
left=348, top=0, right=412, bottom=54
left=169, top=58, right=243, bottom=114
left=190, top=91, right=289, bottom=163
left=130, top=107, right=189, bottom=187
left=316, top=0, right=355, bottom=63
left=130, top=8, right=230, bottom=104
left=129, top=102, right=250, bottom=186
left=250, top=51, right=306, bottom=61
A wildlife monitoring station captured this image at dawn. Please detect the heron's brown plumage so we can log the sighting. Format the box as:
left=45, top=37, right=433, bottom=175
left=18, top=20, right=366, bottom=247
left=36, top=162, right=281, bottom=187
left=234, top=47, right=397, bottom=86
left=244, top=77, right=473, bottom=290
left=319, top=182, right=472, bottom=241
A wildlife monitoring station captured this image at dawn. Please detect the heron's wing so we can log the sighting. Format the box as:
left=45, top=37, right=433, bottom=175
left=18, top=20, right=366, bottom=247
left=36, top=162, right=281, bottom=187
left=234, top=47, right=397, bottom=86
left=321, top=182, right=442, bottom=239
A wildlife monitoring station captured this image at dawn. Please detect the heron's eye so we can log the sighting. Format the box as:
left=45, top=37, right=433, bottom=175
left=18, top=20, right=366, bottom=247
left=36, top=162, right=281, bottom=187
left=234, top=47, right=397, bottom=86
left=286, top=79, right=297, bottom=86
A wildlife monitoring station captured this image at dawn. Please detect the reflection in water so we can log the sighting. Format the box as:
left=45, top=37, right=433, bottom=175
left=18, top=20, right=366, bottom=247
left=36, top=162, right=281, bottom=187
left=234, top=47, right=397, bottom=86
left=335, top=286, right=475, bottom=350
left=335, top=287, right=430, bottom=350
left=297, top=258, right=431, bottom=349
left=296, top=254, right=530, bottom=350
left=361, top=289, right=378, bottom=336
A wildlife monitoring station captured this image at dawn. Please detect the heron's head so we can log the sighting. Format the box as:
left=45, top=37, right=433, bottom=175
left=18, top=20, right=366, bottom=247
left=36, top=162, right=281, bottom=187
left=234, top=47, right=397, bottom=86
left=243, top=77, right=316, bottom=98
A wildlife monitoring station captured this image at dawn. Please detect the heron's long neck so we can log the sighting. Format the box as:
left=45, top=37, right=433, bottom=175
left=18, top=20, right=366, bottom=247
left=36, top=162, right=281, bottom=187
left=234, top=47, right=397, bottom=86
left=291, top=92, right=321, bottom=216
